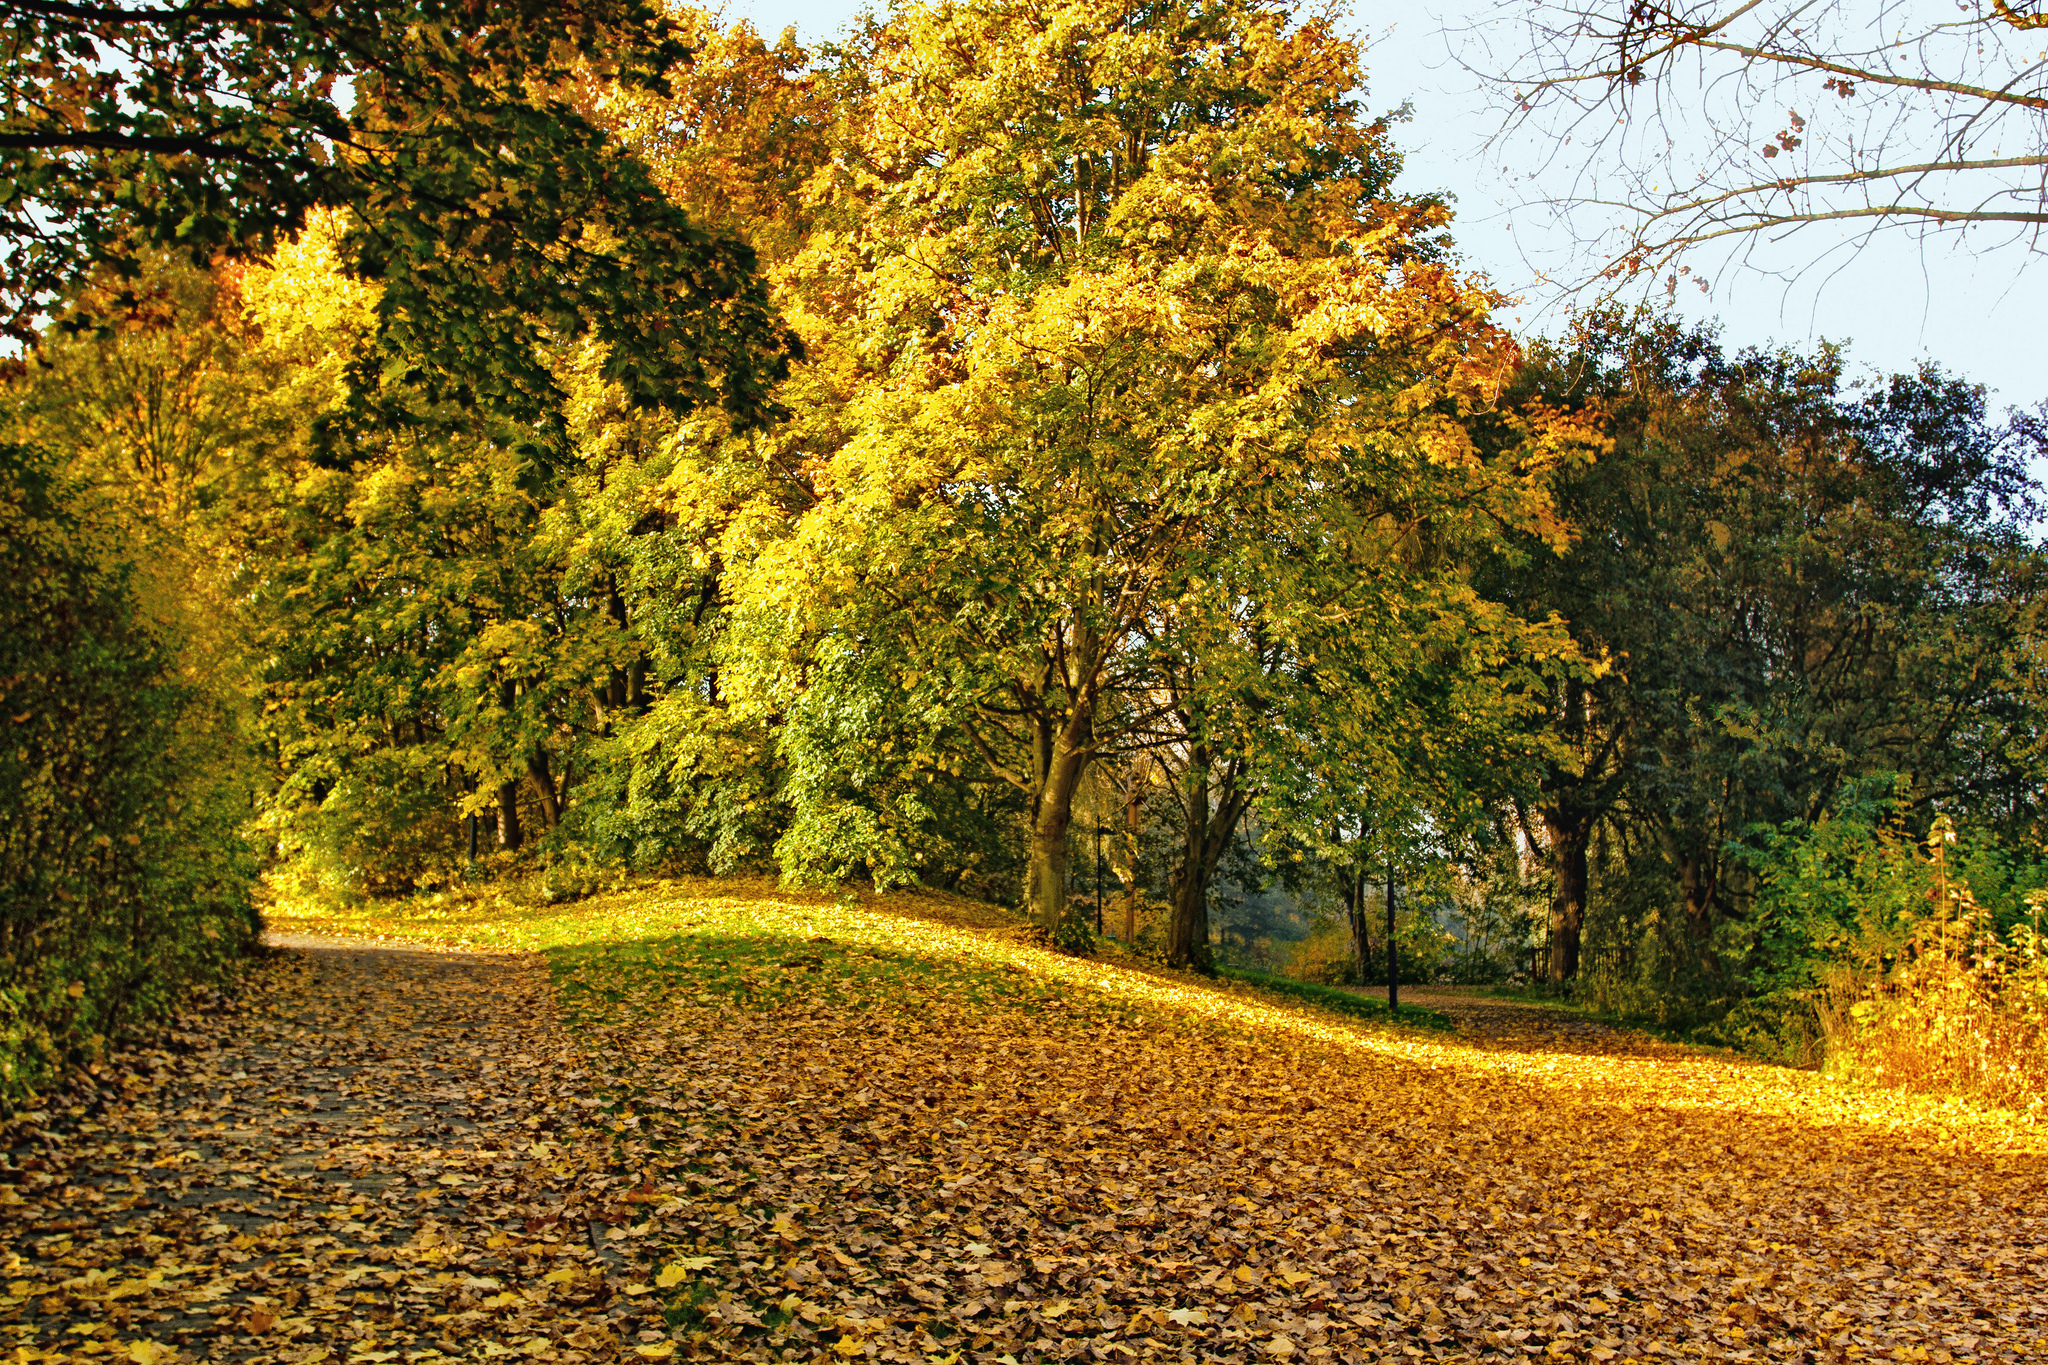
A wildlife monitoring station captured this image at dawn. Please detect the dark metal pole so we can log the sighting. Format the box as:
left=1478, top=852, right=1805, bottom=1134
left=1386, top=847, right=1398, bottom=1013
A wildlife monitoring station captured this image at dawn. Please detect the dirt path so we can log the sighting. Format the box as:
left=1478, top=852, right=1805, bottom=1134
left=1345, top=988, right=1700, bottom=1059
left=0, top=937, right=674, bottom=1363
left=6, top=906, right=2048, bottom=1365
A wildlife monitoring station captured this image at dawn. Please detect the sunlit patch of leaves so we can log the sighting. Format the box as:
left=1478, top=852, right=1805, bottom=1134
left=9, top=878, right=2046, bottom=1365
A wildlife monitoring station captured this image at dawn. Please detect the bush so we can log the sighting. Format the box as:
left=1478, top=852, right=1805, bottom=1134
left=270, top=752, right=469, bottom=899
left=1820, top=886, right=2048, bottom=1112
left=1281, top=911, right=1460, bottom=985
left=1735, top=806, right=2048, bottom=1100
left=0, top=443, right=259, bottom=1108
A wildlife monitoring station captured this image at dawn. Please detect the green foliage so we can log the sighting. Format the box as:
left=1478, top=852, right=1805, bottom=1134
left=0, top=440, right=258, bottom=1105
left=1485, top=306, right=2048, bottom=1027
left=2, top=0, right=799, bottom=447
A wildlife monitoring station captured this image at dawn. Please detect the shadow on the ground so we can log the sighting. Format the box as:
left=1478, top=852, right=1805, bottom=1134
left=1341, top=986, right=1698, bottom=1059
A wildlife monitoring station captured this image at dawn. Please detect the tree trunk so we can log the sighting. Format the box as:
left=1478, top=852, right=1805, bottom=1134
left=526, top=751, right=563, bottom=830
left=1025, top=712, right=1093, bottom=933
left=1346, top=866, right=1371, bottom=986
left=1167, top=855, right=1214, bottom=974
left=1676, top=844, right=1725, bottom=977
left=1026, top=821, right=1073, bottom=932
left=1386, top=857, right=1399, bottom=1009
left=606, top=582, right=649, bottom=714
left=496, top=781, right=523, bottom=851
left=1166, top=752, right=1250, bottom=975
left=1336, top=817, right=1372, bottom=985
left=1543, top=808, right=1590, bottom=982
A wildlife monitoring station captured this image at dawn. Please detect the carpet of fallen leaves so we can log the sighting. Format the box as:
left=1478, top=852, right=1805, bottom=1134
left=4, top=879, right=2046, bottom=1365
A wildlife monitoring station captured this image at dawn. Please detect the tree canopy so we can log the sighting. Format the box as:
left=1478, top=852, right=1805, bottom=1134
left=2, top=0, right=799, bottom=444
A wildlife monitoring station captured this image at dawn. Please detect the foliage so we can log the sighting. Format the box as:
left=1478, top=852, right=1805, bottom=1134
left=713, top=0, right=1593, bottom=964
left=238, top=227, right=781, bottom=894
left=1730, top=801, right=2048, bottom=1093
left=0, top=440, right=257, bottom=1105
left=1824, top=885, right=2048, bottom=1114
left=1, top=0, right=799, bottom=446
left=1486, top=308, right=2047, bottom=992
left=10, top=0, right=2048, bottom=1129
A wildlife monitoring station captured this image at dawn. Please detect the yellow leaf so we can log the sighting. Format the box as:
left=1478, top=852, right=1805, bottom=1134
left=633, top=1346, right=676, bottom=1360
left=654, top=1264, right=690, bottom=1289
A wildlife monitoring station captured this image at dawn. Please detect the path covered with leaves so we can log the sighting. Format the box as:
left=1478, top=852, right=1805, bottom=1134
left=0, top=936, right=681, bottom=1363
left=4, top=882, right=2045, bottom=1364
left=1341, top=990, right=1698, bottom=1060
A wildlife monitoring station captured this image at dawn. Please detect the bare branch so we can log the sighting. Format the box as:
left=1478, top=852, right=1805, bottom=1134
left=1463, top=0, right=2048, bottom=293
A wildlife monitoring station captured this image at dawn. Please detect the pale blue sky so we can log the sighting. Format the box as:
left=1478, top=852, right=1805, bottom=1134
left=720, top=0, right=2046, bottom=412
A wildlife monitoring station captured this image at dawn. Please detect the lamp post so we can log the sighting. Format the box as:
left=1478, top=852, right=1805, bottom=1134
left=1094, top=820, right=1105, bottom=936
left=1386, top=848, right=1398, bottom=1014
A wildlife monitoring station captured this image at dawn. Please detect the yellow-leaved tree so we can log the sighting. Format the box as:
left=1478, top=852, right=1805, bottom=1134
left=692, top=0, right=1593, bottom=950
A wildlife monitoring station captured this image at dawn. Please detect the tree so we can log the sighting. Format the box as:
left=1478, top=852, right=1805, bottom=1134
left=1143, top=530, right=1585, bottom=971
left=2, top=0, right=799, bottom=447
left=1488, top=310, right=2047, bottom=983
left=717, top=0, right=1580, bottom=948
left=1463, top=0, right=2048, bottom=291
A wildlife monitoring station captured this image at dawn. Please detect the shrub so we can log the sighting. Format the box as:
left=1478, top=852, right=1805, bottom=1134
left=0, top=442, right=259, bottom=1108
left=1821, top=885, right=2048, bottom=1112
left=1743, top=805, right=2048, bottom=1102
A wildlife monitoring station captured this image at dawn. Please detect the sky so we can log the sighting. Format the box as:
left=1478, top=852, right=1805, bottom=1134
left=719, top=0, right=2048, bottom=413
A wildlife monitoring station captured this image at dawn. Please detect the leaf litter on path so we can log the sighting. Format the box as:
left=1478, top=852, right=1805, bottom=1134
left=0, top=939, right=674, bottom=1363
left=4, top=879, right=2045, bottom=1364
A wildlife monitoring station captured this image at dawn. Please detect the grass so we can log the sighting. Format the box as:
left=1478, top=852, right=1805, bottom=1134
left=265, top=876, right=1462, bottom=1047
left=550, top=923, right=1080, bottom=1029
left=1218, top=966, right=1455, bottom=1030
